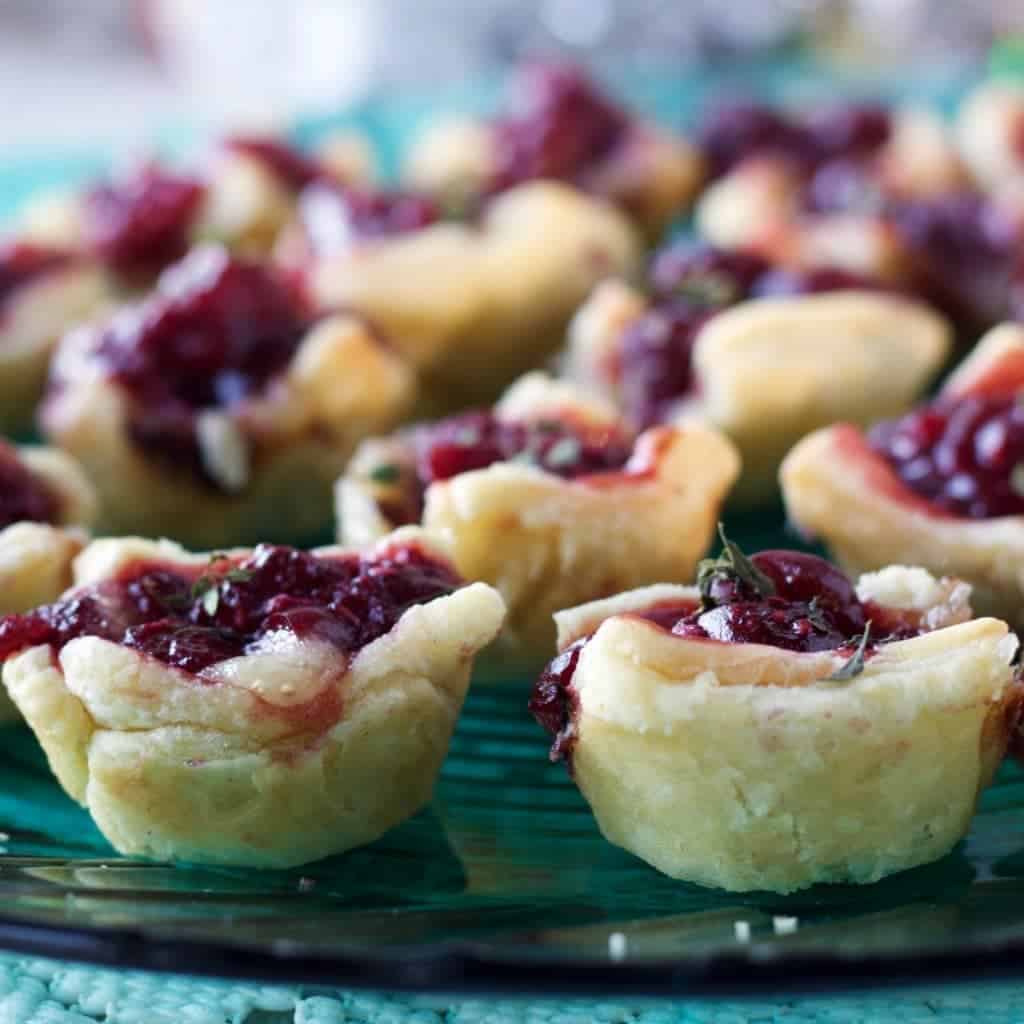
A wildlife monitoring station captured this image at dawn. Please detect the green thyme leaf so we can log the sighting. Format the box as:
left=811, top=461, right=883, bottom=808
left=1011, top=463, right=1024, bottom=499
left=826, top=621, right=872, bottom=682
left=806, top=596, right=830, bottom=632
left=675, top=272, right=738, bottom=308
left=369, top=463, right=402, bottom=485
left=191, top=554, right=252, bottom=616
left=698, top=523, right=776, bottom=607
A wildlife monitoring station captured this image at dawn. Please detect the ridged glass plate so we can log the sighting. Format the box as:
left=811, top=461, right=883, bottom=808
left=0, top=512, right=1023, bottom=997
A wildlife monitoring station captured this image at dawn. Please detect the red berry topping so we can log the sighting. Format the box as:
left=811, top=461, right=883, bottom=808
left=0, top=440, right=61, bottom=529
left=83, top=163, right=206, bottom=278
left=224, top=137, right=326, bottom=191
left=0, top=243, right=74, bottom=315
left=0, top=544, right=460, bottom=676
left=90, top=246, right=309, bottom=487
left=870, top=393, right=1024, bottom=519
left=298, top=183, right=440, bottom=255
left=489, top=63, right=628, bottom=191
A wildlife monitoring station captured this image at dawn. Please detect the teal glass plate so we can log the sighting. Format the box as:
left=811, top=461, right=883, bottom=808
left=0, top=510, right=1023, bottom=997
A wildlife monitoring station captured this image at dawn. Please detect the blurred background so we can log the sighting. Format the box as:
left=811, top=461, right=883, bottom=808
left=1, top=0, right=1022, bottom=153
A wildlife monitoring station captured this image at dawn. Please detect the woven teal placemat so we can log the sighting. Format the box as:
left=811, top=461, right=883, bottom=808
left=3, top=952, right=1024, bottom=1023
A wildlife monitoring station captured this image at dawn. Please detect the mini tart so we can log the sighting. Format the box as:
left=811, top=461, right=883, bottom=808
left=534, top=559, right=1018, bottom=893
left=337, top=373, right=740, bottom=668
left=19, top=132, right=373, bottom=282
left=308, top=181, right=640, bottom=413
left=41, top=246, right=414, bottom=548
left=403, top=63, right=703, bottom=240
left=782, top=322, right=1024, bottom=629
left=0, top=442, right=97, bottom=722
left=956, top=80, right=1024, bottom=194
left=0, top=530, right=505, bottom=867
left=568, top=280, right=951, bottom=501
left=0, top=244, right=109, bottom=434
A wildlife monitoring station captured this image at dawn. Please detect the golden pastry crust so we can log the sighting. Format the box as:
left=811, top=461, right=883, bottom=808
left=1, top=529, right=505, bottom=867
left=42, top=305, right=415, bottom=548
left=404, top=115, right=703, bottom=241
left=0, top=262, right=109, bottom=434
left=956, top=81, right=1024, bottom=193
left=309, top=182, right=640, bottom=412
left=552, top=571, right=1018, bottom=893
left=782, top=323, right=1024, bottom=629
left=0, top=445, right=98, bottom=721
left=568, top=284, right=951, bottom=501
left=337, top=373, right=740, bottom=668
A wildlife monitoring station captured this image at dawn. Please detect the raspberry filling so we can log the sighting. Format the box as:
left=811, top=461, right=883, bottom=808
left=530, top=547, right=918, bottom=763
left=0, top=243, right=75, bottom=319
left=697, top=101, right=891, bottom=179
left=377, top=410, right=635, bottom=526
left=489, top=63, right=629, bottom=192
left=616, top=241, right=891, bottom=429
left=224, top=137, right=327, bottom=192
left=88, top=246, right=310, bottom=487
left=83, top=164, right=206, bottom=279
left=0, top=441, right=60, bottom=529
left=869, top=393, right=1024, bottom=519
left=0, top=543, right=460, bottom=676
left=298, top=182, right=441, bottom=256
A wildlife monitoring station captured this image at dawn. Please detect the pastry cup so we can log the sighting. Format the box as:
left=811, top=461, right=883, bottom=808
left=309, top=181, right=640, bottom=412
left=0, top=256, right=108, bottom=435
left=337, top=374, right=740, bottom=668
left=0, top=444, right=97, bottom=722
left=42, top=309, right=414, bottom=548
left=782, top=322, right=1024, bottom=629
left=18, top=132, right=373, bottom=272
left=1, top=529, right=505, bottom=867
left=404, top=117, right=703, bottom=242
left=548, top=569, right=1018, bottom=893
left=568, top=283, right=951, bottom=501
left=956, top=80, right=1024, bottom=194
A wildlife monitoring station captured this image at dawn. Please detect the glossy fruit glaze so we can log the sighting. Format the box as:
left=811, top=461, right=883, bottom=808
left=489, top=63, right=629, bottom=191
left=89, top=246, right=309, bottom=487
left=0, top=441, right=60, bottom=530
left=530, top=549, right=918, bottom=762
left=83, top=163, right=206, bottom=278
left=378, top=408, right=636, bottom=526
left=297, top=182, right=441, bottom=256
left=224, top=137, right=327, bottom=191
left=0, top=243, right=75, bottom=315
left=616, top=241, right=891, bottom=428
left=0, top=543, right=459, bottom=676
left=696, top=101, right=891, bottom=179
left=870, top=393, right=1024, bottom=519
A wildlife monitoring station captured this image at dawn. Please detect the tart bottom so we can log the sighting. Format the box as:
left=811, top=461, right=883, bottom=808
left=575, top=675, right=1010, bottom=894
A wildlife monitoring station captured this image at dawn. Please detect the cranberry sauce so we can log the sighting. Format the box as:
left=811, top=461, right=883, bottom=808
left=869, top=393, right=1024, bottom=519
left=417, top=408, right=632, bottom=484
left=224, top=137, right=327, bottom=192
left=83, top=163, right=206, bottom=279
left=885, top=194, right=1021, bottom=334
left=616, top=241, right=890, bottom=429
left=489, top=63, right=629, bottom=192
left=0, top=544, right=460, bottom=677
left=92, top=246, right=309, bottom=487
left=0, top=441, right=60, bottom=529
left=298, top=182, right=440, bottom=256
left=697, top=101, right=891, bottom=180
left=0, top=243, right=74, bottom=316
left=530, top=547, right=916, bottom=762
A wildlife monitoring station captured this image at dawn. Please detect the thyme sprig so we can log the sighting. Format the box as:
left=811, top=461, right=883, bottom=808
left=191, top=553, right=254, bottom=617
left=826, top=621, right=872, bottom=682
left=696, top=524, right=776, bottom=609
